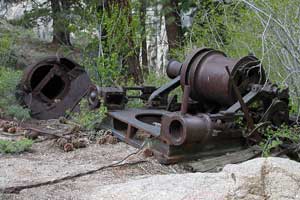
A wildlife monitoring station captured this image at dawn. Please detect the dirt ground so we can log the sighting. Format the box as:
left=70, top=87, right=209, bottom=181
left=0, top=124, right=185, bottom=200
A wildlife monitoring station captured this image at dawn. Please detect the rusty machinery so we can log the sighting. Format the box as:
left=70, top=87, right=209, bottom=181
left=17, top=56, right=92, bottom=120
left=88, top=48, right=289, bottom=164
left=18, top=48, right=290, bottom=164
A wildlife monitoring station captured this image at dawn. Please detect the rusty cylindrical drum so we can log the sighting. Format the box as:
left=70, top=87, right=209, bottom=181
left=166, top=48, right=266, bottom=106
left=18, top=56, right=92, bottom=119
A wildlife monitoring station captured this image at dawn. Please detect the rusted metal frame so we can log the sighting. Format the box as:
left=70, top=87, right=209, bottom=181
left=121, top=114, right=245, bottom=164
left=109, top=109, right=168, bottom=136
left=101, top=48, right=288, bottom=163
left=166, top=95, right=178, bottom=111
left=180, top=85, right=190, bottom=114
left=209, top=113, right=244, bottom=120
left=66, top=89, right=90, bottom=117
left=18, top=48, right=291, bottom=163
left=106, top=109, right=171, bottom=152
left=31, top=65, right=61, bottom=102
left=99, top=116, right=142, bottom=148
left=31, top=64, right=71, bottom=104
left=109, top=127, right=143, bottom=148
left=32, top=64, right=60, bottom=93
left=126, top=124, right=138, bottom=140
left=148, top=76, right=180, bottom=104
left=151, top=136, right=246, bottom=164
left=19, top=57, right=93, bottom=120
left=67, top=67, right=86, bottom=79
left=225, top=66, right=254, bottom=130
left=223, top=90, right=259, bottom=114
left=99, top=87, right=126, bottom=110
left=225, top=66, right=262, bottom=142
left=124, top=86, right=156, bottom=100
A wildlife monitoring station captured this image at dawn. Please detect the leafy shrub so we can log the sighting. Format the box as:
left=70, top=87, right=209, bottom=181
left=0, top=139, right=33, bottom=154
left=0, top=32, right=17, bottom=68
left=70, top=99, right=107, bottom=131
left=260, top=125, right=300, bottom=156
left=73, top=2, right=144, bottom=86
left=82, top=52, right=121, bottom=86
left=146, top=70, right=183, bottom=99
left=0, top=67, right=30, bottom=120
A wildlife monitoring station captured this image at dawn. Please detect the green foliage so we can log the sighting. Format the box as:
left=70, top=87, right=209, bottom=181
left=0, top=33, right=16, bottom=68
left=82, top=52, right=121, bottom=85
left=185, top=1, right=252, bottom=55
left=0, top=67, right=30, bottom=120
left=260, top=125, right=300, bottom=156
left=145, top=70, right=182, bottom=97
left=234, top=116, right=245, bottom=128
left=0, top=24, right=30, bottom=120
left=187, top=1, right=229, bottom=48
left=0, top=139, right=33, bottom=154
left=0, top=34, right=12, bottom=52
left=5, top=105, right=31, bottom=120
left=144, top=70, right=170, bottom=87
left=73, top=1, right=144, bottom=85
left=71, top=99, right=107, bottom=131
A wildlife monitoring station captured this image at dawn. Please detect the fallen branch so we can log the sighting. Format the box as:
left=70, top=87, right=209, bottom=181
left=23, top=126, right=75, bottom=139
left=183, top=145, right=262, bottom=172
left=0, top=132, right=24, bottom=137
left=1, top=146, right=147, bottom=194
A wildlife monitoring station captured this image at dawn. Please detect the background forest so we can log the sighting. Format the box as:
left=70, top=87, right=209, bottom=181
left=1, top=0, right=300, bottom=117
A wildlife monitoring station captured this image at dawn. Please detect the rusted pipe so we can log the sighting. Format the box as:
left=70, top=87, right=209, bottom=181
left=161, top=113, right=213, bottom=146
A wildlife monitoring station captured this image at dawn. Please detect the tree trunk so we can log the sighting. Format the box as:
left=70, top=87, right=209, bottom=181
left=107, top=0, right=143, bottom=84
left=164, top=0, right=183, bottom=52
left=50, top=0, right=72, bottom=46
left=140, top=0, right=148, bottom=74
left=127, top=12, right=143, bottom=84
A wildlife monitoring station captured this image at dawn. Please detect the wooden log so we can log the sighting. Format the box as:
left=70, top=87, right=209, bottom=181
left=183, top=145, right=262, bottom=172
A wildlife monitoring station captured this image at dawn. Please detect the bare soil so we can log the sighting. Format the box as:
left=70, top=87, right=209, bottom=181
left=0, top=125, right=184, bottom=200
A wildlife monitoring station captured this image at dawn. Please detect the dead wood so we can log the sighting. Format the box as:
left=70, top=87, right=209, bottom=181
left=23, top=126, right=75, bottom=139
left=0, top=132, right=24, bottom=137
left=183, top=145, right=262, bottom=172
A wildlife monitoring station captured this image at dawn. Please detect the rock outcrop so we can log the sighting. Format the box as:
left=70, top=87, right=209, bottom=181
left=89, top=157, right=300, bottom=200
